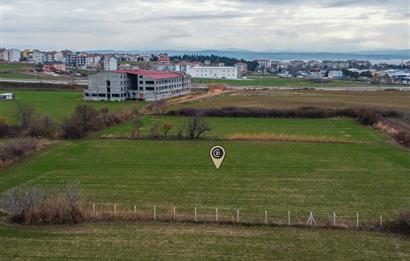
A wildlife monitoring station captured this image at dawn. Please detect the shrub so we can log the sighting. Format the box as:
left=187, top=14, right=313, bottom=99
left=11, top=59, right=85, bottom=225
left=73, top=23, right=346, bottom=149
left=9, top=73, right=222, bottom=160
left=394, top=131, right=410, bottom=148
left=162, top=123, right=174, bottom=138
left=385, top=211, right=410, bottom=235
left=29, top=115, right=57, bottom=138
left=0, top=184, right=84, bottom=225
left=149, top=121, right=162, bottom=139
left=62, top=105, right=101, bottom=139
left=0, top=139, right=39, bottom=167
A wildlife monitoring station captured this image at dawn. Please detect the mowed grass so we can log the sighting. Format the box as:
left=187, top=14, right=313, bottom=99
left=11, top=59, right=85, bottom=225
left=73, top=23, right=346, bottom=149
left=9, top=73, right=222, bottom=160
left=193, top=77, right=372, bottom=87
left=0, top=63, right=42, bottom=80
left=1, top=223, right=409, bottom=260
left=0, top=90, right=146, bottom=122
left=172, top=90, right=410, bottom=112
left=97, top=116, right=384, bottom=143
left=1, top=139, right=409, bottom=218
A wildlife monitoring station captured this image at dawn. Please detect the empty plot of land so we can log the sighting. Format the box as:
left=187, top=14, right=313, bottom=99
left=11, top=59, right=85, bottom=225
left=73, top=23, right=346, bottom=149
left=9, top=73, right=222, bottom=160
left=193, top=77, right=373, bottom=87
left=98, top=116, right=384, bottom=143
left=1, top=139, right=409, bottom=218
left=173, top=90, right=410, bottom=112
left=0, top=90, right=146, bottom=122
left=0, top=223, right=409, bottom=260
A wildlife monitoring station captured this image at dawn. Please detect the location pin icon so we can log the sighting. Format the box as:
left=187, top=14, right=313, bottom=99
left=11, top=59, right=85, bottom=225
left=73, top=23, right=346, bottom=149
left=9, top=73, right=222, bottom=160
left=210, top=146, right=226, bottom=170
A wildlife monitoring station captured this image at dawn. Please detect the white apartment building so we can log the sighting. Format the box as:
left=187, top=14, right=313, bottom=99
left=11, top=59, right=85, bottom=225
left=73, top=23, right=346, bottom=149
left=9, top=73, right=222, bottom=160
left=103, top=57, right=118, bottom=71
left=328, top=70, right=344, bottom=78
left=186, top=66, right=238, bottom=79
left=0, top=49, right=8, bottom=61
left=8, top=49, right=21, bottom=62
left=54, top=52, right=66, bottom=63
left=32, top=50, right=47, bottom=64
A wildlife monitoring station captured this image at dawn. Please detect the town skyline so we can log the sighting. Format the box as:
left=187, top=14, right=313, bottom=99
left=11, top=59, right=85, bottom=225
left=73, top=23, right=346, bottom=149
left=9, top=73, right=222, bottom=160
left=2, top=0, right=409, bottom=52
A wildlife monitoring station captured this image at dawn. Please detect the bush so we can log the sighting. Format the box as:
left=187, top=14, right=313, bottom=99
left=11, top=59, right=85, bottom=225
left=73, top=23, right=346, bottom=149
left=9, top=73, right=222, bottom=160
left=149, top=121, right=162, bottom=139
left=0, top=184, right=84, bottom=225
left=394, top=131, right=410, bottom=148
left=385, top=211, right=410, bottom=235
left=29, top=115, right=57, bottom=138
left=0, top=139, right=39, bottom=167
left=62, top=105, right=101, bottom=139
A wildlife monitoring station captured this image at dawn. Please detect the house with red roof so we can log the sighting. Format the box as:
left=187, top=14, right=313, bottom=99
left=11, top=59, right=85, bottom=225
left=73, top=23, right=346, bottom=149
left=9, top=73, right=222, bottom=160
left=85, top=70, right=191, bottom=101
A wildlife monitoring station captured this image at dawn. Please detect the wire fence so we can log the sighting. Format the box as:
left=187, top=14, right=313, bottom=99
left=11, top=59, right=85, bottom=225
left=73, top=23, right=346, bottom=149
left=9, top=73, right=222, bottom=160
left=86, top=203, right=388, bottom=230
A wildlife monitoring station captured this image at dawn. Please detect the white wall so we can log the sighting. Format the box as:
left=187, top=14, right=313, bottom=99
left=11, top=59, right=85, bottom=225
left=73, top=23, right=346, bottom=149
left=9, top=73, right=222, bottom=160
left=187, top=66, right=238, bottom=79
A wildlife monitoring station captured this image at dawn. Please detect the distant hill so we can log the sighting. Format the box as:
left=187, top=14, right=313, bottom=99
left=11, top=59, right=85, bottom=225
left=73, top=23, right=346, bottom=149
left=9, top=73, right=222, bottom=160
left=84, top=49, right=410, bottom=61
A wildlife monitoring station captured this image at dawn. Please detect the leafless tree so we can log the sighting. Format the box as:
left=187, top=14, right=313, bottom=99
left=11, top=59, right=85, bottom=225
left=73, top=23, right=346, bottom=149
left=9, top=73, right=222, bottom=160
left=187, top=116, right=211, bottom=139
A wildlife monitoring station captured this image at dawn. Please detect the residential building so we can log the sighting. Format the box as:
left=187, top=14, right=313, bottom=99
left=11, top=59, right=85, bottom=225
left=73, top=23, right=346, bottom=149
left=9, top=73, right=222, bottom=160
left=328, top=70, right=344, bottom=78
left=32, top=50, right=47, bottom=64
left=349, top=60, right=371, bottom=69
left=322, top=60, right=350, bottom=70
left=0, top=48, right=7, bottom=61
left=85, top=70, right=191, bottom=101
left=54, top=52, right=65, bottom=63
left=235, top=62, right=248, bottom=76
left=8, top=49, right=21, bottom=62
left=103, top=56, right=118, bottom=71
left=256, top=60, right=272, bottom=69
left=158, top=54, right=170, bottom=65
left=186, top=66, right=238, bottom=79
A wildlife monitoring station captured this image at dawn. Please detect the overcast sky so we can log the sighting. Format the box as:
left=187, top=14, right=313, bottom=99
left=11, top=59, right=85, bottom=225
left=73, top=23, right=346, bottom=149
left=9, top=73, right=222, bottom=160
left=2, top=0, right=409, bottom=52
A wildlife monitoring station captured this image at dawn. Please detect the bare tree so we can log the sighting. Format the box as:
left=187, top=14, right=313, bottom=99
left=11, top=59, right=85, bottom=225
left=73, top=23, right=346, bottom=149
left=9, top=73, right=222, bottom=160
left=14, top=103, right=38, bottom=130
left=187, top=116, right=211, bottom=139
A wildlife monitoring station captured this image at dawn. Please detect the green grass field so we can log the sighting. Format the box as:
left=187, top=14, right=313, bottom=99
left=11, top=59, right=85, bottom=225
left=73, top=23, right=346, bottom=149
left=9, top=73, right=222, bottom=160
left=97, top=116, right=384, bottom=143
left=1, top=222, right=409, bottom=260
left=0, top=90, right=146, bottom=122
left=0, top=63, right=42, bottom=80
left=1, top=137, right=409, bottom=218
left=193, top=77, right=374, bottom=87
left=173, top=90, right=410, bottom=112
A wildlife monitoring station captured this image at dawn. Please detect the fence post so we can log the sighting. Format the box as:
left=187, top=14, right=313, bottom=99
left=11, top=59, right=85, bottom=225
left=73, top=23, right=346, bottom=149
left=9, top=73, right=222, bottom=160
left=93, top=203, right=96, bottom=216
left=194, top=207, right=197, bottom=222
left=236, top=209, right=240, bottom=223
left=333, top=212, right=336, bottom=227
left=216, top=208, right=218, bottom=222
left=288, top=211, right=291, bottom=226
left=114, top=204, right=117, bottom=216
left=134, top=205, right=137, bottom=220
left=380, top=215, right=383, bottom=228
left=356, top=213, right=359, bottom=228
left=265, top=211, right=268, bottom=224
left=154, top=206, right=157, bottom=221
left=173, top=207, right=176, bottom=222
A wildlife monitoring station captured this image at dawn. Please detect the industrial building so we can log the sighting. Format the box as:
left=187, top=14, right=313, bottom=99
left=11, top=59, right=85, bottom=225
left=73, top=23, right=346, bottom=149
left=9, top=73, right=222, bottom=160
left=186, top=66, right=238, bottom=79
left=85, top=70, right=191, bottom=101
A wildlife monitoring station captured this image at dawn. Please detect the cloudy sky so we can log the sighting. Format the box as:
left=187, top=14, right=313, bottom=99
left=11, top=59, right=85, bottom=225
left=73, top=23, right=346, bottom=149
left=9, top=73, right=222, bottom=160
left=2, top=0, right=409, bottom=52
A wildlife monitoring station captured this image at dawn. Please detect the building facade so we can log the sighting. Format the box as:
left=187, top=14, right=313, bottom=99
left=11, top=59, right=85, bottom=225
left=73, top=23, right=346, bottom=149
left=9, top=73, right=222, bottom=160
left=103, top=57, right=118, bottom=71
left=85, top=70, right=191, bottom=102
left=186, top=66, right=238, bottom=79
